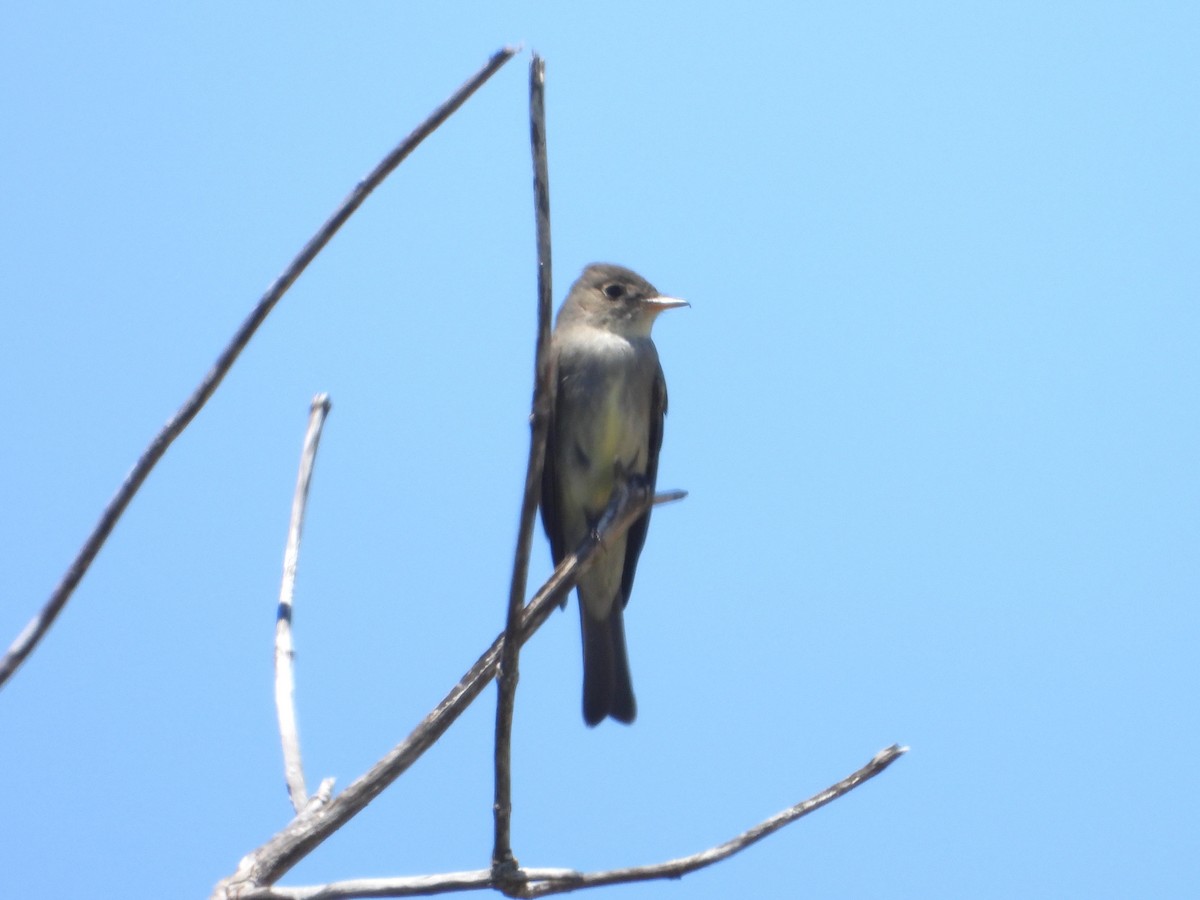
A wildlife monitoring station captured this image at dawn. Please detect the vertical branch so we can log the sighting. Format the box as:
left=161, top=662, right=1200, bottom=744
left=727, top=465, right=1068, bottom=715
left=275, top=394, right=333, bottom=815
left=0, top=45, right=518, bottom=692
left=493, top=54, right=554, bottom=876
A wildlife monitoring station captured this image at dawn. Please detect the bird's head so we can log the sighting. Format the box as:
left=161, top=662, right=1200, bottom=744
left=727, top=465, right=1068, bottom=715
left=560, top=263, right=688, bottom=338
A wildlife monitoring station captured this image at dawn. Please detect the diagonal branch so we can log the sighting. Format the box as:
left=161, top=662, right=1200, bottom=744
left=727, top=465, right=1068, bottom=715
left=276, top=394, right=334, bottom=814
left=212, top=485, right=682, bottom=899
left=493, top=53, right=555, bottom=877
left=0, top=46, right=518, bottom=692
left=519, top=744, right=908, bottom=897
left=229, top=744, right=906, bottom=899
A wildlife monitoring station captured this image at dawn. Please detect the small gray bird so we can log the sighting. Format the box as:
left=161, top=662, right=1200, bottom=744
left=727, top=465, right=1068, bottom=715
left=541, top=263, right=687, bottom=725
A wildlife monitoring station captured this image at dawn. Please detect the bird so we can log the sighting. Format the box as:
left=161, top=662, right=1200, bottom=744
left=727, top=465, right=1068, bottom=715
left=540, top=263, right=687, bottom=725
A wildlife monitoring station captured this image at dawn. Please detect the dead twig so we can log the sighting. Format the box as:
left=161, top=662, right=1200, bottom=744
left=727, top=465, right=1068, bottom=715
left=276, top=394, right=334, bottom=814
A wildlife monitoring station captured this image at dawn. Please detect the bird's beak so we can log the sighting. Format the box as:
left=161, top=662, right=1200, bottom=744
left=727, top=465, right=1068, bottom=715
left=643, top=295, right=690, bottom=312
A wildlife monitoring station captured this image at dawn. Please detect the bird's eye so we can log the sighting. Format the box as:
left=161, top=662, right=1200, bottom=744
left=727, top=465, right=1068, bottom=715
left=603, top=283, right=625, bottom=300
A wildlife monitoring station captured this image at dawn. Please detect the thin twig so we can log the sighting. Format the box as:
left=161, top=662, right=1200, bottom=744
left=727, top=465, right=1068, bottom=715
left=493, top=53, right=555, bottom=878
left=231, top=744, right=906, bottom=899
left=213, top=485, right=681, bottom=899
left=519, top=744, right=908, bottom=897
left=276, top=394, right=334, bottom=814
left=0, top=46, right=519, bottom=692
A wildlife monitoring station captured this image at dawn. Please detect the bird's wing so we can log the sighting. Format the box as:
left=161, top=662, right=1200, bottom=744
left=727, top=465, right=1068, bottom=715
left=619, top=362, right=666, bottom=607
left=540, top=372, right=566, bottom=565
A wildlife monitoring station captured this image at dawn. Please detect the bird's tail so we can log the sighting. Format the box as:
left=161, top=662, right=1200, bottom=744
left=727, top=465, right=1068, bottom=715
left=581, top=599, right=637, bottom=726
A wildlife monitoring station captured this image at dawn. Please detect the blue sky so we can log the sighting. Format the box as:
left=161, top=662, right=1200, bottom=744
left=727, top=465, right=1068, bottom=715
left=2, top=3, right=1197, bottom=898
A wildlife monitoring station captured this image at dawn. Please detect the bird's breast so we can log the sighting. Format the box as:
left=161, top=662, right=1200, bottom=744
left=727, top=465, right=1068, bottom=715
left=556, top=343, right=653, bottom=516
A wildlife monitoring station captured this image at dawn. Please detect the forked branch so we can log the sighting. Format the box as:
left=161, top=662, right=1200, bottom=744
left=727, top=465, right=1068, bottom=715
left=228, top=744, right=906, bottom=899
left=212, top=484, right=679, bottom=899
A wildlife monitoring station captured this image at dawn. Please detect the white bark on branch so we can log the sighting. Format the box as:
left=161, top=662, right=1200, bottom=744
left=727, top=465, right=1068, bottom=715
left=276, top=394, right=334, bottom=814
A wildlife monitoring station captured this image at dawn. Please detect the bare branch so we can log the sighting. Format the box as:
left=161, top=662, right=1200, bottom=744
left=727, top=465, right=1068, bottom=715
left=518, top=744, right=908, bottom=897
left=493, top=53, right=555, bottom=878
left=0, top=46, right=519, bottom=692
left=276, top=394, right=334, bottom=814
left=213, top=485, right=679, bottom=899
left=231, top=744, right=906, bottom=899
